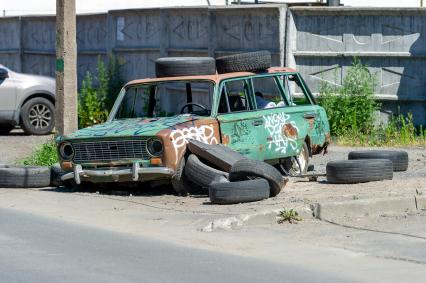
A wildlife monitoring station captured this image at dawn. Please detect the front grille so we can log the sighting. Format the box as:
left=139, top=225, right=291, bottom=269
left=72, top=140, right=150, bottom=163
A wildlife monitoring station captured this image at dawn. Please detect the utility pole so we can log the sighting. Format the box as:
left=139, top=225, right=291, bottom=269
left=55, top=0, right=78, bottom=135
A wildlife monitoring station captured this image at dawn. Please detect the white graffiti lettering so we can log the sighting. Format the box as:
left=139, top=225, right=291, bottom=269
left=170, top=124, right=218, bottom=161
left=263, top=113, right=299, bottom=154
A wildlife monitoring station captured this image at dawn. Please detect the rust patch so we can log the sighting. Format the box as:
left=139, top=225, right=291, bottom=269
left=282, top=123, right=298, bottom=139
left=222, top=135, right=230, bottom=145
left=307, top=118, right=315, bottom=129
left=157, top=118, right=221, bottom=171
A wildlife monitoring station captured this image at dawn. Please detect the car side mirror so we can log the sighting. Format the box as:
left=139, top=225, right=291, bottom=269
left=0, top=68, right=8, bottom=80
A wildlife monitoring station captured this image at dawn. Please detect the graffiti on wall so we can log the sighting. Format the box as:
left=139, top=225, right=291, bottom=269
left=170, top=124, right=218, bottom=160
left=263, top=113, right=299, bottom=154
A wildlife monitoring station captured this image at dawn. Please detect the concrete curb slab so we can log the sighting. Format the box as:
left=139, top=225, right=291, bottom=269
left=311, top=196, right=426, bottom=220
left=201, top=205, right=313, bottom=232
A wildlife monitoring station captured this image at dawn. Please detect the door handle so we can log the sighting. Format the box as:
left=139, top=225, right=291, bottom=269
left=252, top=120, right=264, bottom=126
left=303, top=113, right=317, bottom=119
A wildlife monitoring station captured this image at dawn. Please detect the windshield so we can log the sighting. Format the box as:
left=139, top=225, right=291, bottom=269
left=113, top=80, right=215, bottom=119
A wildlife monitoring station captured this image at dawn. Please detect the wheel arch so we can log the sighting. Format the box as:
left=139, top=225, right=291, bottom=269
left=18, top=92, right=55, bottom=124
left=304, top=135, right=312, bottom=157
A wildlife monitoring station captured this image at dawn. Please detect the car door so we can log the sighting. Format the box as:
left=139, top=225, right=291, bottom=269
left=0, top=67, right=17, bottom=118
left=248, top=74, right=303, bottom=161
left=216, top=77, right=265, bottom=161
left=281, top=73, right=328, bottom=151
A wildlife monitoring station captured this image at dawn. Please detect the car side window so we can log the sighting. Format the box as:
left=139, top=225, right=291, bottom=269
left=282, top=74, right=313, bottom=106
left=218, top=79, right=253, bottom=114
left=251, top=76, right=286, bottom=109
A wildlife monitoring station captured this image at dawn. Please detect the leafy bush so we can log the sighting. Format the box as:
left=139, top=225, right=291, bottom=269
left=78, top=54, right=124, bottom=128
left=21, top=140, right=58, bottom=167
left=318, top=58, right=426, bottom=147
left=319, top=58, right=380, bottom=137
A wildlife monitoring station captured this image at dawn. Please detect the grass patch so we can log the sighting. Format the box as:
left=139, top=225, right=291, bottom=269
left=21, top=140, right=58, bottom=167
left=334, top=113, right=426, bottom=147
left=277, top=209, right=302, bottom=224
left=318, top=58, right=426, bottom=147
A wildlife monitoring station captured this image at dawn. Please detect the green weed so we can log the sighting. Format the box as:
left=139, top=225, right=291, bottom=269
left=277, top=209, right=302, bottom=224
left=78, top=54, right=124, bottom=128
left=21, top=140, right=58, bottom=167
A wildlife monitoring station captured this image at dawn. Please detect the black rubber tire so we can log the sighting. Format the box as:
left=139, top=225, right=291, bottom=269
left=155, top=57, right=216, bottom=77
left=184, top=154, right=229, bottom=188
left=0, top=124, right=14, bottom=135
left=348, top=150, right=408, bottom=172
left=20, top=97, right=55, bottom=135
left=229, top=158, right=284, bottom=197
left=215, top=50, right=271, bottom=74
left=50, top=163, right=66, bottom=187
left=326, top=159, right=393, bottom=184
left=171, top=157, right=201, bottom=195
left=187, top=140, right=246, bottom=172
left=209, top=178, right=270, bottom=205
left=0, top=165, right=50, bottom=188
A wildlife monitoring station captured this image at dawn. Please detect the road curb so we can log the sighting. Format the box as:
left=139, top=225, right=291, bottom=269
left=311, top=196, right=426, bottom=220
left=201, top=205, right=313, bottom=232
left=201, top=196, right=426, bottom=232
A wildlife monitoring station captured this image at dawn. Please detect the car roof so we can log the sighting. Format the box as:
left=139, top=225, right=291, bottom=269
left=125, top=67, right=298, bottom=87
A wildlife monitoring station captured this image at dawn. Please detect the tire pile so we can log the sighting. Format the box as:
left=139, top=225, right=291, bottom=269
left=326, top=150, right=408, bottom=184
left=182, top=140, right=287, bottom=205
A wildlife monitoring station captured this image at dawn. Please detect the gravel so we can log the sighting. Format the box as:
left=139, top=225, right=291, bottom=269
left=0, top=128, right=53, bottom=164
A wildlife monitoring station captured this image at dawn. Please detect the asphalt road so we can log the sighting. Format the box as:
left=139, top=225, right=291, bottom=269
left=0, top=208, right=354, bottom=283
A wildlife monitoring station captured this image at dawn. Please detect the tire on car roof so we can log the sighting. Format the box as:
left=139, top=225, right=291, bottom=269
left=209, top=177, right=270, bottom=205
left=348, top=150, right=408, bottom=172
left=326, top=159, right=393, bottom=184
left=0, top=165, right=50, bottom=188
left=184, top=154, right=229, bottom=189
left=215, top=50, right=272, bottom=74
left=229, top=158, right=285, bottom=197
left=155, top=57, right=216, bottom=78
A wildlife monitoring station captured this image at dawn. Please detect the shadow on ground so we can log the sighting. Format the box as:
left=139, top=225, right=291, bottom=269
left=41, top=182, right=209, bottom=198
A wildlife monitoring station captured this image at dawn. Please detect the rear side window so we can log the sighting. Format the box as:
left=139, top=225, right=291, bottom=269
left=282, top=74, right=313, bottom=106
left=251, top=76, right=286, bottom=109
left=218, top=79, right=253, bottom=114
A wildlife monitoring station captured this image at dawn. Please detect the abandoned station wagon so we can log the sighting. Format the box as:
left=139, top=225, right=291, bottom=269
left=57, top=56, right=330, bottom=193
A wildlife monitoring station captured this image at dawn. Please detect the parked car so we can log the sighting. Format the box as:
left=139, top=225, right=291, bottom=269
left=0, top=64, right=55, bottom=135
left=57, top=52, right=330, bottom=193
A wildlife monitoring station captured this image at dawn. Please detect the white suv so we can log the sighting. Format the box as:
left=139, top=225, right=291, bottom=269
left=0, top=65, right=55, bottom=135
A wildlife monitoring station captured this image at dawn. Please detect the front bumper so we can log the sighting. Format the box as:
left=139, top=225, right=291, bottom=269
left=61, top=162, right=174, bottom=184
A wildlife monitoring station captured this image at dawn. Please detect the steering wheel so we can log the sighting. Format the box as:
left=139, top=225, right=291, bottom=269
left=180, top=103, right=209, bottom=115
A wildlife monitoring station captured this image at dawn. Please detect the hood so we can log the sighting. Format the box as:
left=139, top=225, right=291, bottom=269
left=63, top=115, right=198, bottom=140
left=12, top=71, right=56, bottom=95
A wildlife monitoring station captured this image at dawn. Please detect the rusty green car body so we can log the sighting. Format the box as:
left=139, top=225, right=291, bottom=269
left=57, top=67, right=330, bottom=186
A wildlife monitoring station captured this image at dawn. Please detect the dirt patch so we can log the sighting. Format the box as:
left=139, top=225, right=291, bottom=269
left=0, top=128, right=53, bottom=164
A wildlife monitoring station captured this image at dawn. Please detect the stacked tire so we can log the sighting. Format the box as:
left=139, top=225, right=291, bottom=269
left=182, top=141, right=286, bottom=205
left=326, top=150, right=408, bottom=184
left=154, top=50, right=272, bottom=78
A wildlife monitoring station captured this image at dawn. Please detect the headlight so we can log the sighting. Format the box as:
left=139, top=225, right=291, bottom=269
left=59, top=142, right=74, bottom=161
left=146, top=138, right=163, bottom=157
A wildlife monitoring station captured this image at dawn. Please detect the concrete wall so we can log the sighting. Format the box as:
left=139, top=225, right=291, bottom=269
left=0, top=5, right=285, bottom=83
left=0, top=5, right=425, bottom=125
left=287, top=7, right=426, bottom=125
